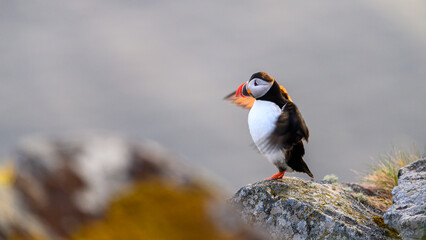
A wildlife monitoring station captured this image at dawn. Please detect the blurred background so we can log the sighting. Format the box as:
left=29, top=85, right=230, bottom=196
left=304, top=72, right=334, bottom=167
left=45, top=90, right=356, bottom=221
left=1, top=0, right=425, bottom=191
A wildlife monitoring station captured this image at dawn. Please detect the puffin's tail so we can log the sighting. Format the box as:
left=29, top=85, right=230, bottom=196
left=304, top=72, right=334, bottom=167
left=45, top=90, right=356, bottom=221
left=285, top=142, right=314, bottom=178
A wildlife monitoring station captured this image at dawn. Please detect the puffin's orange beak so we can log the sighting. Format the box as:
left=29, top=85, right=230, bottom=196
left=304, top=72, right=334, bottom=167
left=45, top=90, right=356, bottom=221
left=235, top=81, right=251, bottom=97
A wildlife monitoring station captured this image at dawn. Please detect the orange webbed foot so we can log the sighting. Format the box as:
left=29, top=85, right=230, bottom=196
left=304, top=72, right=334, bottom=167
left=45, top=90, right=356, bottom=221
left=264, top=171, right=285, bottom=180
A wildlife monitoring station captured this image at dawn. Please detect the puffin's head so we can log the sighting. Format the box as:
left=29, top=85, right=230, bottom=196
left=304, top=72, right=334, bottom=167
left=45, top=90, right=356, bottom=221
left=236, top=72, right=275, bottom=99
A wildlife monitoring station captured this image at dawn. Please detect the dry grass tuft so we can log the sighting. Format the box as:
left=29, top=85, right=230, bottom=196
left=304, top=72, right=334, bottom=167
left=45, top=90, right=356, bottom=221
left=358, top=146, right=425, bottom=196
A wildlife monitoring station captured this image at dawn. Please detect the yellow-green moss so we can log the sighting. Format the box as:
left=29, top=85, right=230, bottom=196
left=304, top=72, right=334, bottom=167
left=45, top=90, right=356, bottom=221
left=71, top=180, right=237, bottom=240
left=372, top=216, right=401, bottom=239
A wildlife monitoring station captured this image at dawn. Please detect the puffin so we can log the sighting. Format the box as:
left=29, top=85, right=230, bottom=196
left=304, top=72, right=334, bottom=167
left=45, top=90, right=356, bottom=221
left=225, top=72, right=313, bottom=180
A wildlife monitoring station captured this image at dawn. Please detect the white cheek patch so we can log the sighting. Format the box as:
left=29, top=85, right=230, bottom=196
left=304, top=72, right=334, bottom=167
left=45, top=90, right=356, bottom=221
left=249, top=78, right=273, bottom=98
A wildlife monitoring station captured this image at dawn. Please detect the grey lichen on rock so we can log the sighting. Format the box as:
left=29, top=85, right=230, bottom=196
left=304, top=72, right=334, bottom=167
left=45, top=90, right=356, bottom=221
left=230, top=177, right=400, bottom=240
left=384, top=159, right=426, bottom=240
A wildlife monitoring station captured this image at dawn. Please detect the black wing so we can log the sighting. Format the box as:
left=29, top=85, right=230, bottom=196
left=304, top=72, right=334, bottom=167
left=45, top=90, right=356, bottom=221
left=285, top=141, right=314, bottom=178
left=262, top=101, right=309, bottom=152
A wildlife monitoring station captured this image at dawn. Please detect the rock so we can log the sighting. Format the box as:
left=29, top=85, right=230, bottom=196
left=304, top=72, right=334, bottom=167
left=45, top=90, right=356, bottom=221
left=0, top=135, right=265, bottom=240
left=230, top=178, right=400, bottom=240
left=384, top=159, right=426, bottom=240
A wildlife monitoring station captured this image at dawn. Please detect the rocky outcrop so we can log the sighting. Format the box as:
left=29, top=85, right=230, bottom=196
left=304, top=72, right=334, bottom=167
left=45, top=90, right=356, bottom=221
left=0, top=136, right=265, bottom=240
left=230, top=178, right=400, bottom=240
left=384, top=159, right=426, bottom=240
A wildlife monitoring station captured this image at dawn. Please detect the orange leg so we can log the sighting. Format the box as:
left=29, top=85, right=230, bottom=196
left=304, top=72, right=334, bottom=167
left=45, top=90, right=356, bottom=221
left=264, top=171, right=285, bottom=180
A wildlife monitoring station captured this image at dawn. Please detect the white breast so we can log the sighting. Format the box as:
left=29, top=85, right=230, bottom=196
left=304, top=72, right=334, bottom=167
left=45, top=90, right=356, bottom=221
left=248, top=100, right=284, bottom=164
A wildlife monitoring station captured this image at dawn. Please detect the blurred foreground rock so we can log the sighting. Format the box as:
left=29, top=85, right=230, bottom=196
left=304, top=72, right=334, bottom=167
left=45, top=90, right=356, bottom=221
left=0, top=136, right=265, bottom=240
left=230, top=178, right=400, bottom=240
left=384, top=159, right=426, bottom=240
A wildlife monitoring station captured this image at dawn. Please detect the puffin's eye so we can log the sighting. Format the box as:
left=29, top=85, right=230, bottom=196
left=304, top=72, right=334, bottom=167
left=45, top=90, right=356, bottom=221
left=254, top=80, right=258, bottom=86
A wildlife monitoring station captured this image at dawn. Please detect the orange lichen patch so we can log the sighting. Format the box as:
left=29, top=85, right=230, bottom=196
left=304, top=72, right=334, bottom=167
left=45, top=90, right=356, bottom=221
left=71, top=180, right=238, bottom=240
